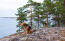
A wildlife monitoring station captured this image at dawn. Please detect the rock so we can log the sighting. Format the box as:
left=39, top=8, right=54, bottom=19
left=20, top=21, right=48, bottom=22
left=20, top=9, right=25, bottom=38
left=59, top=37, right=65, bottom=41
left=9, top=38, right=19, bottom=41
left=1, top=27, right=65, bottom=41
left=20, top=37, right=28, bottom=40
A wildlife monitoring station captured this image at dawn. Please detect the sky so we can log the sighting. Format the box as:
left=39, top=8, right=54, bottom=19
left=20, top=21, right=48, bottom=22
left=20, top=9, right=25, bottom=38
left=0, top=0, right=43, bottom=17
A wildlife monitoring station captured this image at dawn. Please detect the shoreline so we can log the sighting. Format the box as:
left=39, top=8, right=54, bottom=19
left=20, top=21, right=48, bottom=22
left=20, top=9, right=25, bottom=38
left=0, top=27, right=65, bottom=41
left=0, top=32, right=18, bottom=39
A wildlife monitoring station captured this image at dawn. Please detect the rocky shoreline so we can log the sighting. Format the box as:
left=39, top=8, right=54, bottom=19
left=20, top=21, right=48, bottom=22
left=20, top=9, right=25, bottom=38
left=0, top=27, right=65, bottom=41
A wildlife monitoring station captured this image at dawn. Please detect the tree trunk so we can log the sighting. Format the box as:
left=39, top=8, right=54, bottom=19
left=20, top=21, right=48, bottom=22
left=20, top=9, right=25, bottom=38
left=64, top=0, right=65, bottom=7
left=56, top=14, right=61, bottom=27
left=46, top=12, right=48, bottom=28
left=30, top=6, right=32, bottom=27
left=38, top=14, right=40, bottom=29
left=57, top=20, right=60, bottom=27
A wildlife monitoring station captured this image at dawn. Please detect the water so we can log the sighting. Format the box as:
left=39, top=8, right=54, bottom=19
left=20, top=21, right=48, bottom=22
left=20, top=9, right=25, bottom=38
left=0, top=18, right=18, bottom=38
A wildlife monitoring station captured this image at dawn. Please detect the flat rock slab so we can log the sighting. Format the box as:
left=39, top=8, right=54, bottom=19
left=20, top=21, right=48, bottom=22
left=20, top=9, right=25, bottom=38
left=0, top=27, right=65, bottom=41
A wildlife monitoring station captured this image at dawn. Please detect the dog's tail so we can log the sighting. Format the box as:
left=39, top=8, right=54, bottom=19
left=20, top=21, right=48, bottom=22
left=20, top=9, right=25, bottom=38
left=32, top=30, right=36, bottom=32
left=30, top=29, right=36, bottom=34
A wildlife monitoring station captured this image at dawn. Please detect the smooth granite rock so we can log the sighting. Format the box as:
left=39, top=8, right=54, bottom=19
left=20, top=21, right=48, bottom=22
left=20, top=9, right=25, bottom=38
left=1, top=27, right=65, bottom=41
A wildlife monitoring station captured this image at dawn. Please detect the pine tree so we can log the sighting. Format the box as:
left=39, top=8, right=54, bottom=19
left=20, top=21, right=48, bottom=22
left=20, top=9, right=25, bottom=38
left=16, top=7, right=27, bottom=32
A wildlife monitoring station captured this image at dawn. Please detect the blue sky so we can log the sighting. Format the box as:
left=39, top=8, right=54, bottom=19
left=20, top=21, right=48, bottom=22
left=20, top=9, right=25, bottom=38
left=0, top=0, right=43, bottom=17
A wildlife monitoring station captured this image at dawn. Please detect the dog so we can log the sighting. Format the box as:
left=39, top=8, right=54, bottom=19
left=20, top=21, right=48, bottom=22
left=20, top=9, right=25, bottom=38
left=21, top=22, right=36, bottom=34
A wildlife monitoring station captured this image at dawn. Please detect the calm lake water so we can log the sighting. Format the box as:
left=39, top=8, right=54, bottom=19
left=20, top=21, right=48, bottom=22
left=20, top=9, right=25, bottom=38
left=0, top=18, right=17, bottom=38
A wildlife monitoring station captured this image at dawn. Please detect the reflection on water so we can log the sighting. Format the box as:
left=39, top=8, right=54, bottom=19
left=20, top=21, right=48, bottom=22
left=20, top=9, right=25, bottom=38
left=0, top=18, right=17, bottom=38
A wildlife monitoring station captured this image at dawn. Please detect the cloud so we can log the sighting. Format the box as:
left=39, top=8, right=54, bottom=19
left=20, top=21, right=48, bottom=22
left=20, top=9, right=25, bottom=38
left=0, top=0, right=28, bottom=17
left=33, top=0, right=43, bottom=3
left=0, top=0, right=43, bottom=17
left=0, top=0, right=28, bottom=9
left=0, top=9, right=16, bottom=17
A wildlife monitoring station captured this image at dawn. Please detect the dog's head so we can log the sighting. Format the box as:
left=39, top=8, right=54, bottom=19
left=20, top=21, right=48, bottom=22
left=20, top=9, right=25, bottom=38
left=21, top=22, right=26, bottom=26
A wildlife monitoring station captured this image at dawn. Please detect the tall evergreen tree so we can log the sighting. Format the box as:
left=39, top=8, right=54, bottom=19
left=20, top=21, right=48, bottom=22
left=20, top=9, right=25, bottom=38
left=16, top=7, right=27, bottom=32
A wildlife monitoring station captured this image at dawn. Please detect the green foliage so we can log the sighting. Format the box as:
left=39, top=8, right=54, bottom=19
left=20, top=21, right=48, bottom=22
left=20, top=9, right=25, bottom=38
left=43, top=0, right=65, bottom=27
left=16, top=0, right=65, bottom=32
left=28, top=0, right=47, bottom=27
left=16, top=7, right=27, bottom=32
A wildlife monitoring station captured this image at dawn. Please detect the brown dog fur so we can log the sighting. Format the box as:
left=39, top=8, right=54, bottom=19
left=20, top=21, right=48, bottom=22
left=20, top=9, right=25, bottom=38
left=21, top=22, right=35, bottom=34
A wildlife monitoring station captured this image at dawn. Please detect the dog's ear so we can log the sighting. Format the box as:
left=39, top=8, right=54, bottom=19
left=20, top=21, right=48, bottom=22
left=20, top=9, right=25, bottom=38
left=21, top=22, right=26, bottom=26
left=21, top=22, right=28, bottom=26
